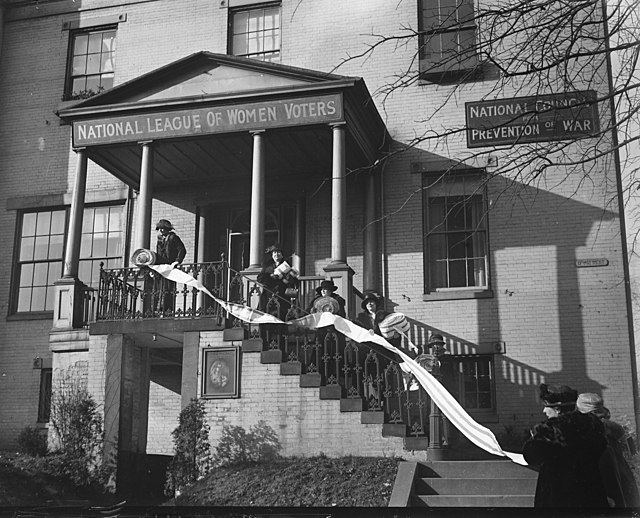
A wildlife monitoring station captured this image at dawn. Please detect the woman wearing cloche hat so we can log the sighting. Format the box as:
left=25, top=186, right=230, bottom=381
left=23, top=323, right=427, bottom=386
left=307, top=279, right=346, bottom=317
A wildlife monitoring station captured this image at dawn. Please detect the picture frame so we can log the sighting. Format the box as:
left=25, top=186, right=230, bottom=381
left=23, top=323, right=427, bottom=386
left=201, top=346, right=240, bottom=398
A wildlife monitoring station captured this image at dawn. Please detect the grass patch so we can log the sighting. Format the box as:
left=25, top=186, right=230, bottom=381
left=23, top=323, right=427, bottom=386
left=173, top=456, right=402, bottom=507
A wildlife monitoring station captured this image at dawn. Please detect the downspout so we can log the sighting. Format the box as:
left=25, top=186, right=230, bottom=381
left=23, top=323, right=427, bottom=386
left=0, top=3, right=5, bottom=61
left=379, top=158, right=388, bottom=303
left=601, top=0, right=640, bottom=436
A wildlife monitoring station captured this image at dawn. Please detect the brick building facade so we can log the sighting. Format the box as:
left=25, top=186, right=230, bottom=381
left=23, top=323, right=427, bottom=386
left=0, top=0, right=637, bottom=488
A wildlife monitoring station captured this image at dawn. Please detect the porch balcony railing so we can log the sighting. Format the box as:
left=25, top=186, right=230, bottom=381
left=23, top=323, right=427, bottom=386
left=96, top=261, right=227, bottom=321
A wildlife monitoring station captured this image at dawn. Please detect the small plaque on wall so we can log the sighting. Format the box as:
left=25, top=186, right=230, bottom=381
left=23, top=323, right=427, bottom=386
left=201, top=347, right=240, bottom=398
left=575, top=258, right=609, bottom=268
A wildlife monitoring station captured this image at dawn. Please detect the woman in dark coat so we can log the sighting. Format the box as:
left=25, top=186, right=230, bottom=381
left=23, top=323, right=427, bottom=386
left=523, top=384, right=609, bottom=508
left=257, top=244, right=298, bottom=320
left=307, top=280, right=346, bottom=317
left=577, top=393, right=640, bottom=508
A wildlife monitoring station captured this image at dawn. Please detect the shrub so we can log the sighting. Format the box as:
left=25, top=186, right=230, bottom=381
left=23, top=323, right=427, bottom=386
left=165, top=399, right=211, bottom=497
left=48, top=366, right=108, bottom=489
left=17, top=426, right=48, bottom=457
left=212, top=420, right=281, bottom=467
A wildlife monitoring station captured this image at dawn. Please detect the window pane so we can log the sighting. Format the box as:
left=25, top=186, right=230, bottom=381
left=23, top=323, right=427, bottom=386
left=233, top=11, right=249, bottom=33
left=94, top=207, right=109, bottom=232
left=17, top=288, right=32, bottom=312
left=100, top=74, right=114, bottom=91
left=80, top=233, right=92, bottom=257
left=85, top=76, right=100, bottom=93
left=49, top=234, right=64, bottom=258
left=86, top=53, right=100, bottom=75
left=48, top=262, right=62, bottom=284
left=36, top=212, right=51, bottom=235
left=20, top=237, right=35, bottom=261
left=73, top=55, right=87, bottom=75
left=448, top=259, right=467, bottom=287
left=23, top=213, right=37, bottom=236
left=51, top=211, right=66, bottom=234
left=107, top=233, right=122, bottom=256
left=448, top=233, right=467, bottom=258
left=33, top=263, right=48, bottom=286
left=233, top=35, right=248, bottom=55
left=34, top=236, right=49, bottom=261
left=92, top=233, right=108, bottom=257
left=87, top=32, right=103, bottom=54
left=72, top=77, right=87, bottom=95
left=101, top=52, right=115, bottom=73
left=31, top=287, right=46, bottom=311
left=458, top=0, right=474, bottom=23
left=73, top=34, right=88, bottom=55
left=19, top=264, right=34, bottom=287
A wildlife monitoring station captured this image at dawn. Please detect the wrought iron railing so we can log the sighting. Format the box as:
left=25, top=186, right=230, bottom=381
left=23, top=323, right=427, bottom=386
left=80, top=284, right=97, bottom=327
left=96, top=261, right=227, bottom=321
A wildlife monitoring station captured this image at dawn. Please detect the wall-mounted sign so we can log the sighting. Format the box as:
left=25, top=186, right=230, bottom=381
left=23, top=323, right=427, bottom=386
left=465, top=91, right=599, bottom=148
left=73, top=93, right=343, bottom=146
left=576, top=258, right=609, bottom=268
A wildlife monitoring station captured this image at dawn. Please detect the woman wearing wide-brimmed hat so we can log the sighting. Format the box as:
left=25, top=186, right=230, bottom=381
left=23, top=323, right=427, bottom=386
left=523, top=384, right=608, bottom=508
left=155, top=219, right=186, bottom=266
left=307, top=279, right=346, bottom=317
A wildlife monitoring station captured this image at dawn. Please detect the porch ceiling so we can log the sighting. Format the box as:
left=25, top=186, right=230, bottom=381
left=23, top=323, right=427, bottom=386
left=85, top=123, right=363, bottom=191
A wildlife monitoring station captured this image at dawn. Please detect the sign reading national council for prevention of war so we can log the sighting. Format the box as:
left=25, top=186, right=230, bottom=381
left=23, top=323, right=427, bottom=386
left=72, top=93, right=343, bottom=146
left=465, top=91, right=599, bottom=148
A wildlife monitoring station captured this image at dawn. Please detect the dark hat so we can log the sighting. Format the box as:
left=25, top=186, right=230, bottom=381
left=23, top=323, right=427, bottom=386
left=265, top=243, right=283, bottom=254
left=539, top=383, right=578, bottom=409
left=428, top=333, right=446, bottom=346
left=155, top=219, right=174, bottom=230
left=317, top=280, right=338, bottom=293
left=361, top=291, right=381, bottom=309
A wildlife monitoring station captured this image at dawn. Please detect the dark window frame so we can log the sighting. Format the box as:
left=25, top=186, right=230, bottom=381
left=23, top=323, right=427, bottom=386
left=445, top=354, right=496, bottom=416
left=63, top=24, right=117, bottom=101
left=228, top=2, right=281, bottom=62
left=422, top=172, right=491, bottom=298
left=418, top=0, right=479, bottom=80
left=37, top=368, right=53, bottom=423
left=10, top=203, right=125, bottom=316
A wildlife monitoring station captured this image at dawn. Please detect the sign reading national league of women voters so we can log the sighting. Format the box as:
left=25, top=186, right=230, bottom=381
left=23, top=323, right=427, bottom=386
left=72, top=93, right=343, bottom=147
left=465, top=91, right=599, bottom=148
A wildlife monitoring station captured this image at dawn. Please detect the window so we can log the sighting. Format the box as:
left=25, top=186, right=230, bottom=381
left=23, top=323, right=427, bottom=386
left=423, top=173, right=489, bottom=294
left=13, top=205, right=124, bottom=314
left=65, top=27, right=116, bottom=100
left=16, top=210, right=66, bottom=313
left=79, top=205, right=124, bottom=288
left=419, top=0, right=477, bottom=77
left=37, top=368, right=53, bottom=423
left=445, top=355, right=495, bottom=413
left=229, top=3, right=281, bottom=62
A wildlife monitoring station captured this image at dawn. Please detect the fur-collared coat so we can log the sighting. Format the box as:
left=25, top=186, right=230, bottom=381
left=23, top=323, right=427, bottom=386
left=523, top=411, right=609, bottom=508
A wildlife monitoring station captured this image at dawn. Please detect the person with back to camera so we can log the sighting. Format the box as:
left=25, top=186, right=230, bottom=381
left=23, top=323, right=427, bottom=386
left=576, top=392, right=640, bottom=508
left=523, top=383, right=608, bottom=508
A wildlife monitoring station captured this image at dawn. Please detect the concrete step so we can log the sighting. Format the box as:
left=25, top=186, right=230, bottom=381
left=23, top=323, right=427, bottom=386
left=415, top=494, right=535, bottom=507
left=421, top=460, right=537, bottom=479
left=417, top=476, right=537, bottom=495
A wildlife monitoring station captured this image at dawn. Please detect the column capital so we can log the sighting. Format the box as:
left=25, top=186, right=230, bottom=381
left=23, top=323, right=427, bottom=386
left=329, top=122, right=346, bottom=129
left=72, top=146, right=87, bottom=153
left=250, top=129, right=266, bottom=136
left=137, top=140, right=154, bottom=146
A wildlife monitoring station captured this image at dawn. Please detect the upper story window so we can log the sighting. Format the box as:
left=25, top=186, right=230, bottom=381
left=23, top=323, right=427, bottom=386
left=12, top=205, right=124, bottom=315
left=423, top=173, right=489, bottom=296
left=229, top=3, right=281, bottom=62
left=419, top=0, right=477, bottom=79
left=65, top=27, right=116, bottom=100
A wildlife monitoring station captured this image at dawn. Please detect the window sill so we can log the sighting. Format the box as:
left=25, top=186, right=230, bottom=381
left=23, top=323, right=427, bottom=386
left=423, top=289, right=493, bottom=301
left=7, top=311, right=53, bottom=321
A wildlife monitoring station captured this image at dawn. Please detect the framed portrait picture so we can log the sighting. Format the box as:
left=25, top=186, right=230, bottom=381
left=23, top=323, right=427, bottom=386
left=201, top=346, right=240, bottom=398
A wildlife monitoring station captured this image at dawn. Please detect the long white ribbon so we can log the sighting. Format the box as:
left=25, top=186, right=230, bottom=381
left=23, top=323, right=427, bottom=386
left=150, top=264, right=526, bottom=465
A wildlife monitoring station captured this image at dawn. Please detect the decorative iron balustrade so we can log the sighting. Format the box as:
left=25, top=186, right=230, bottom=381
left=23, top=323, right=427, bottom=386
left=97, top=261, right=227, bottom=321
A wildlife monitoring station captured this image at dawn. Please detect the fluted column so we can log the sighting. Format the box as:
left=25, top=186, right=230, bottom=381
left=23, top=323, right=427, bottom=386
left=63, top=148, right=88, bottom=278
left=135, top=141, right=154, bottom=251
left=330, top=123, right=347, bottom=264
left=248, top=130, right=266, bottom=269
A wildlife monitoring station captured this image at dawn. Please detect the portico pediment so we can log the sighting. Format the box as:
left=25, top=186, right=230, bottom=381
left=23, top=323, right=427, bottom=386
left=57, top=52, right=389, bottom=190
